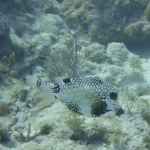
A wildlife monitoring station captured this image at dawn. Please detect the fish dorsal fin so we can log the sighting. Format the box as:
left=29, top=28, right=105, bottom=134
left=63, top=78, right=71, bottom=84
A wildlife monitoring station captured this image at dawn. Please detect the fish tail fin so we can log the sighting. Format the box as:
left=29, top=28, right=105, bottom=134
left=25, top=76, right=57, bottom=102
left=36, top=79, right=61, bottom=94
left=37, top=79, right=55, bottom=88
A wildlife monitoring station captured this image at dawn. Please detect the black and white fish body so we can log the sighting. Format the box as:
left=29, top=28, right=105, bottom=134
left=37, top=76, right=124, bottom=117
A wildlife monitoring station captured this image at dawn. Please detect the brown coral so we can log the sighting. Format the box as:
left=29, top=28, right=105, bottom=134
left=0, top=102, right=7, bottom=116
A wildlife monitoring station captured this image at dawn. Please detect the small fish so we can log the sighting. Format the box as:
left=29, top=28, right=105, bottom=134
left=37, top=76, right=124, bottom=117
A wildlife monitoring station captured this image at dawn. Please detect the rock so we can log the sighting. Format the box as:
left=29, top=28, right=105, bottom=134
left=10, top=28, right=29, bottom=50
left=106, top=42, right=129, bottom=65
left=81, top=42, right=106, bottom=64
left=0, top=128, right=9, bottom=142
left=32, top=14, right=67, bottom=35
left=0, top=101, right=7, bottom=116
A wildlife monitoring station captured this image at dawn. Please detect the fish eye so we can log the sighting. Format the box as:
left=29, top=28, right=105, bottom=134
left=109, top=92, right=118, bottom=100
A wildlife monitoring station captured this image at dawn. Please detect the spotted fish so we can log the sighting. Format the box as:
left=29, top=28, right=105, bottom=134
left=37, top=76, right=124, bottom=117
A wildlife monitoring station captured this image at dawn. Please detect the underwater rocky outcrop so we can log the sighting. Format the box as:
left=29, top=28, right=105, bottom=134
left=60, top=0, right=150, bottom=50
left=0, top=0, right=150, bottom=150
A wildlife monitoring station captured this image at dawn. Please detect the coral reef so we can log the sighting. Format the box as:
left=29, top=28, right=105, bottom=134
left=0, top=102, right=7, bottom=116
left=59, top=0, right=150, bottom=50
left=129, top=56, right=143, bottom=73
left=0, top=0, right=150, bottom=150
left=81, top=43, right=106, bottom=64
left=106, top=42, right=128, bottom=65
left=145, top=4, right=150, bottom=21
left=0, top=128, right=9, bottom=142
left=66, top=114, right=86, bottom=141
left=0, top=14, right=9, bottom=38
